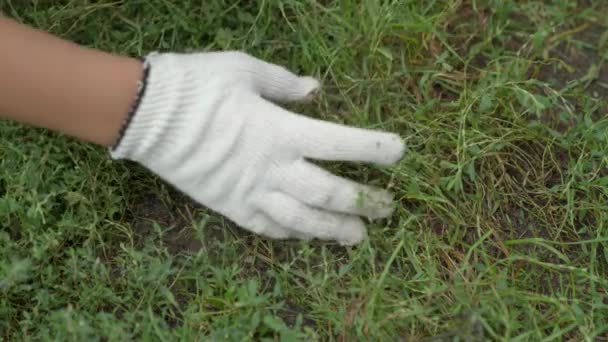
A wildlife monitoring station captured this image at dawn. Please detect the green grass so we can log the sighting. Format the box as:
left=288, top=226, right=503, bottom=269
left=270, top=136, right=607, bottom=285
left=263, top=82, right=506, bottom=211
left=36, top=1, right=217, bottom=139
left=1, top=0, right=608, bottom=340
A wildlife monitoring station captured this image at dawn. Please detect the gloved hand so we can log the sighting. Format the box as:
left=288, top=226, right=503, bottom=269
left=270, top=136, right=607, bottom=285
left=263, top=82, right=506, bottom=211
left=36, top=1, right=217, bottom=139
left=110, top=51, right=404, bottom=245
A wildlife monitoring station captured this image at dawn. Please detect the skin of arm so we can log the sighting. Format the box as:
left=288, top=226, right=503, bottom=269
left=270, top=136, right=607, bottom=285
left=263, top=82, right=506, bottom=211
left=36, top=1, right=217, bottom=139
left=0, top=16, right=142, bottom=146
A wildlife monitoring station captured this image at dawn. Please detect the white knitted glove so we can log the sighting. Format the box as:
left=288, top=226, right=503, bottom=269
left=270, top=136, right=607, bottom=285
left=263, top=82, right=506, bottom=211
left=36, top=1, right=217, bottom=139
left=111, top=51, right=404, bottom=245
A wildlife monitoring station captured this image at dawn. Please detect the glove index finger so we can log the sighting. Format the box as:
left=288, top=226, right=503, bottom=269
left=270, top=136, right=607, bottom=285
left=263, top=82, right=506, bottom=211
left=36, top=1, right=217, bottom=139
left=292, top=117, right=405, bottom=165
left=240, top=53, right=320, bottom=103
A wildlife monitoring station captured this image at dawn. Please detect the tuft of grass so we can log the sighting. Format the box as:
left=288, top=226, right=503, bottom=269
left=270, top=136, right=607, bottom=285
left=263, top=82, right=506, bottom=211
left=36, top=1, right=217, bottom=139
left=1, top=0, right=608, bottom=340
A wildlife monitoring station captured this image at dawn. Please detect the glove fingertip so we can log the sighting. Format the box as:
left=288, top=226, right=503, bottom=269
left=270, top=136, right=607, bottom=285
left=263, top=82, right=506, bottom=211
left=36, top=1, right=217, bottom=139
left=337, top=219, right=368, bottom=246
left=376, top=133, right=406, bottom=166
left=296, top=76, right=321, bottom=102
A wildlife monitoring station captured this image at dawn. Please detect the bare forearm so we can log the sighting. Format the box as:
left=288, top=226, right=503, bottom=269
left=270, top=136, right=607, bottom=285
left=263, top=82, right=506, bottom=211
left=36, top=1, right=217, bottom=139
left=0, top=16, right=142, bottom=146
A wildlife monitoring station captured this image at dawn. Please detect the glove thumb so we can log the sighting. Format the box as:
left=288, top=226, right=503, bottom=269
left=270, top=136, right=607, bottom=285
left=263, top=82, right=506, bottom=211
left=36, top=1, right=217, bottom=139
left=244, top=55, right=320, bottom=102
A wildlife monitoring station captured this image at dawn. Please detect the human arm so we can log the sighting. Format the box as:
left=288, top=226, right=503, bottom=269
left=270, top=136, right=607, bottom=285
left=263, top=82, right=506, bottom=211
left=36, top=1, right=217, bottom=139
left=0, top=16, right=141, bottom=146
left=0, top=16, right=405, bottom=245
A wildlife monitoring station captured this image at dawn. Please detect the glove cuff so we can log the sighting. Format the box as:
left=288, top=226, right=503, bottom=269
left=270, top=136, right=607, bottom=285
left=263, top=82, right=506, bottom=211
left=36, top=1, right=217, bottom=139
left=109, top=53, right=188, bottom=161
left=110, top=57, right=150, bottom=152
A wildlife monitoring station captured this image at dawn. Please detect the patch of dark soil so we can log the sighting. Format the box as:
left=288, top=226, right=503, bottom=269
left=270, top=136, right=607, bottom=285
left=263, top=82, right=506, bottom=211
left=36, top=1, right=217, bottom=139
left=428, top=213, right=450, bottom=236
left=535, top=24, right=608, bottom=98
left=277, top=300, right=317, bottom=329
left=431, top=82, right=460, bottom=102
left=498, top=10, right=608, bottom=130
left=128, top=190, right=204, bottom=254
left=0, top=178, right=5, bottom=198
left=441, top=3, right=491, bottom=69
left=528, top=23, right=608, bottom=130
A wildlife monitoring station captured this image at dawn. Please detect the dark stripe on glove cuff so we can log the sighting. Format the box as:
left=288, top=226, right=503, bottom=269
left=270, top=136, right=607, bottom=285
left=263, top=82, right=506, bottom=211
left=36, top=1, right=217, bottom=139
left=111, top=58, right=151, bottom=151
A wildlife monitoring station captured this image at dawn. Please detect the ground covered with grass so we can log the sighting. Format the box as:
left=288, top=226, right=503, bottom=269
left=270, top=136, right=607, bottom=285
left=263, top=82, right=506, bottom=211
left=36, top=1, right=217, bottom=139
left=1, top=0, right=607, bottom=340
